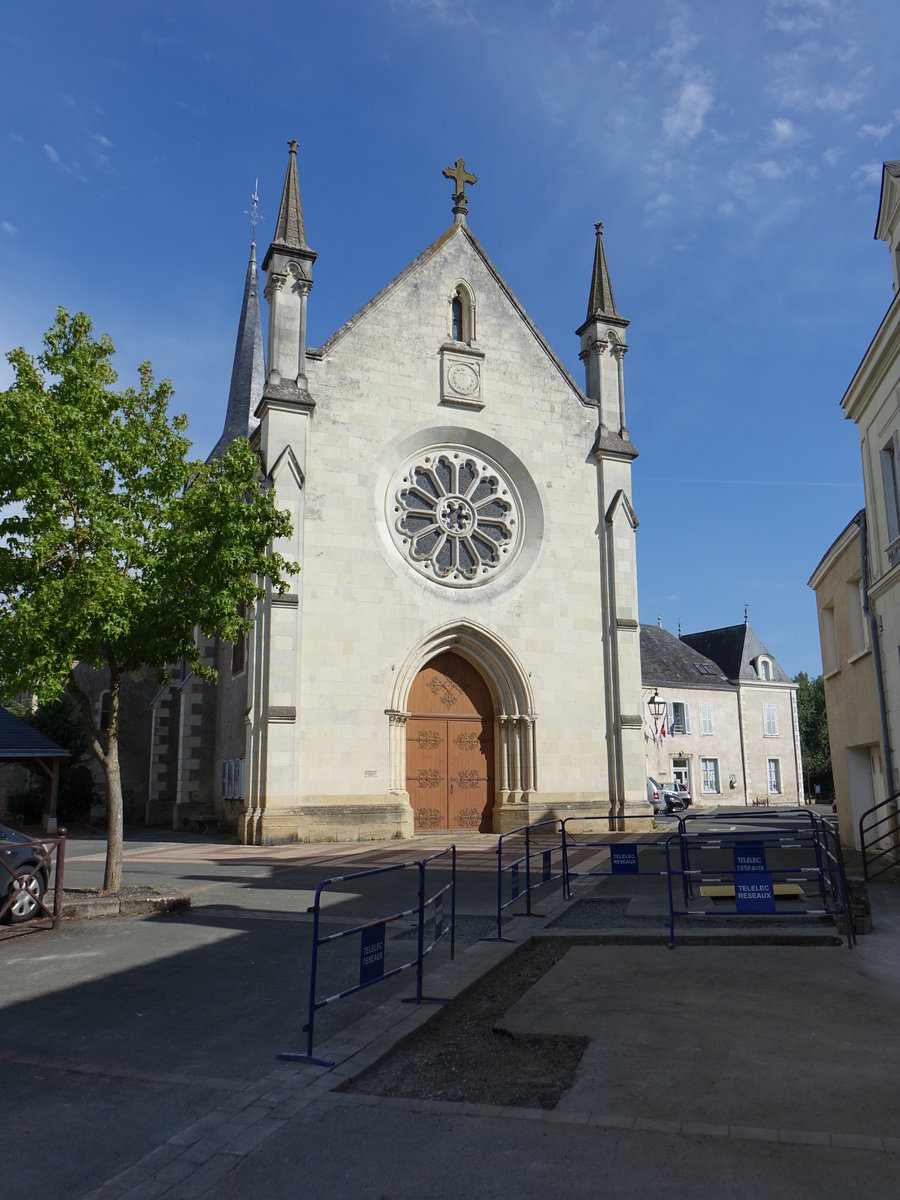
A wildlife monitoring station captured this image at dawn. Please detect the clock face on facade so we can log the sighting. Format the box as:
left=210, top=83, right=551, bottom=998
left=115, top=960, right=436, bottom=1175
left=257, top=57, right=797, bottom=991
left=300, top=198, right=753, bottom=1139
left=446, top=362, right=479, bottom=395
left=387, top=446, right=523, bottom=588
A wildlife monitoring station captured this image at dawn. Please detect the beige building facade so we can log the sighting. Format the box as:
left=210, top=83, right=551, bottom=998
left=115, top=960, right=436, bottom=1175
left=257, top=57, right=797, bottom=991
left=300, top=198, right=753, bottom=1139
left=812, top=160, right=900, bottom=846
left=642, top=623, right=802, bottom=806
left=808, top=516, right=885, bottom=846
left=152, top=146, right=647, bottom=843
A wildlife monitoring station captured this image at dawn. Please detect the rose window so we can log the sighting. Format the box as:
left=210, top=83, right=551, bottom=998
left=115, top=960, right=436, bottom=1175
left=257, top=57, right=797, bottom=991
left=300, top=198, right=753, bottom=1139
left=389, top=449, right=521, bottom=587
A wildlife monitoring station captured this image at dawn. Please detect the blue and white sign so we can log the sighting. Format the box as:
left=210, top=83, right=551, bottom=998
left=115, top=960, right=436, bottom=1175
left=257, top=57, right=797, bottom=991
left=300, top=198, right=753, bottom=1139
left=734, top=843, right=767, bottom=874
left=359, top=921, right=386, bottom=986
left=734, top=872, right=776, bottom=913
left=610, top=844, right=640, bottom=875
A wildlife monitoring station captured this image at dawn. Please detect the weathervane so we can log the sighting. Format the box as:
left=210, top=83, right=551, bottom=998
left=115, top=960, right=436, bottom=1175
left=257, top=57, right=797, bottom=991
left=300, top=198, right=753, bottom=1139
left=243, top=179, right=264, bottom=245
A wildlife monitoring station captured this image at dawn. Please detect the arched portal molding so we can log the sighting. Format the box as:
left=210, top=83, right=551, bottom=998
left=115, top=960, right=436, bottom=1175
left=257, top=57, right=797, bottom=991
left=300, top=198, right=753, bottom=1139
left=391, top=620, right=534, bottom=719
left=389, top=622, right=537, bottom=820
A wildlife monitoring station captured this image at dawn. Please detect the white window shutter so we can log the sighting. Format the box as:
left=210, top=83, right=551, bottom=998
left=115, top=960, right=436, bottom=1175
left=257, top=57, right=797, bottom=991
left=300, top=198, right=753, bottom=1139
left=684, top=704, right=692, bottom=734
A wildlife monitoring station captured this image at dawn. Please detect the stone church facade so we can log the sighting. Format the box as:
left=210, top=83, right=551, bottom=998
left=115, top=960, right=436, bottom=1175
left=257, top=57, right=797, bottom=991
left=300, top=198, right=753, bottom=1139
left=151, top=144, right=646, bottom=843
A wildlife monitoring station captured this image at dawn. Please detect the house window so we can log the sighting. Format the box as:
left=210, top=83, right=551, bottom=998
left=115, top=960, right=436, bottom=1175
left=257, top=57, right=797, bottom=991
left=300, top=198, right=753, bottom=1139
left=847, top=576, right=869, bottom=655
left=699, top=702, right=714, bottom=736
left=701, top=758, right=720, bottom=794
left=667, top=701, right=691, bottom=735
left=880, top=435, right=900, bottom=559
left=758, top=658, right=771, bottom=681
left=821, top=604, right=838, bottom=674
left=767, top=758, right=782, bottom=795
left=763, top=704, right=778, bottom=737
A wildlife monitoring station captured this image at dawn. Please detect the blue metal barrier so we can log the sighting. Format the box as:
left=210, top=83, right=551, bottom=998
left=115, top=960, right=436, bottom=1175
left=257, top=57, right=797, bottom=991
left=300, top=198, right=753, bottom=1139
left=561, top=816, right=686, bottom=902
left=486, top=819, right=565, bottom=942
left=664, top=816, right=852, bottom=948
left=278, top=845, right=456, bottom=1066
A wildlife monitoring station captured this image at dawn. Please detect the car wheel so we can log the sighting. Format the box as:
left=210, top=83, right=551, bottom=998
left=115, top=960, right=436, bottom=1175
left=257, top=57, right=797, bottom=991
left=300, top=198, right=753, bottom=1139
left=3, top=865, right=47, bottom=924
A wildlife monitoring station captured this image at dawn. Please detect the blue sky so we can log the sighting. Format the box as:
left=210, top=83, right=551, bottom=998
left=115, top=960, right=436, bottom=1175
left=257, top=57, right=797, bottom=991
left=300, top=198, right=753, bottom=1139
left=1, top=0, right=895, bottom=677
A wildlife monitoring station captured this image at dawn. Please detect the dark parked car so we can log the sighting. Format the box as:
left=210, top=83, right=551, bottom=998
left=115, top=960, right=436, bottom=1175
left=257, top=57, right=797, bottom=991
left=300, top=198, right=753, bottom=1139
left=0, top=823, right=50, bottom=923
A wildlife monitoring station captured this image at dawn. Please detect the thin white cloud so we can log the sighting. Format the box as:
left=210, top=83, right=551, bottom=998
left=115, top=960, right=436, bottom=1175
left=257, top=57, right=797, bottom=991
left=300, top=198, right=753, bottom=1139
left=1, top=221, right=20, bottom=238
left=388, top=0, right=484, bottom=30
left=770, top=117, right=801, bottom=145
left=663, top=78, right=714, bottom=142
left=43, top=143, right=87, bottom=182
left=765, top=0, right=832, bottom=35
left=855, top=162, right=883, bottom=185
left=858, top=121, right=893, bottom=140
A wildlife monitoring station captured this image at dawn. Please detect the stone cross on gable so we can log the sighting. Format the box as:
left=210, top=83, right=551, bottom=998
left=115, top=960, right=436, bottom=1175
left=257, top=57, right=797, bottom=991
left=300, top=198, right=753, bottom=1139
left=442, top=157, right=477, bottom=218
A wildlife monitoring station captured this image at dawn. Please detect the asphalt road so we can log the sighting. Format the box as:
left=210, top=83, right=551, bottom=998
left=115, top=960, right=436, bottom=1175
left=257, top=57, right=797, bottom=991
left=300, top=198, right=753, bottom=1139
left=3, top=830, right=501, bottom=1198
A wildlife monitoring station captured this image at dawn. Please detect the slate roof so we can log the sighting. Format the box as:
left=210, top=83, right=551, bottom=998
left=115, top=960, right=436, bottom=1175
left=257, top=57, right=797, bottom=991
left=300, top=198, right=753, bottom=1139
left=680, top=624, right=791, bottom=684
left=0, top=706, right=69, bottom=759
left=640, top=625, right=731, bottom=690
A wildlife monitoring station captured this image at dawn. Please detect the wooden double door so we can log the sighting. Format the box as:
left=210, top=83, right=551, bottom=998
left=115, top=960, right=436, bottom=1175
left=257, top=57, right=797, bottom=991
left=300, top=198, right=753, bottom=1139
left=407, top=652, right=494, bottom=833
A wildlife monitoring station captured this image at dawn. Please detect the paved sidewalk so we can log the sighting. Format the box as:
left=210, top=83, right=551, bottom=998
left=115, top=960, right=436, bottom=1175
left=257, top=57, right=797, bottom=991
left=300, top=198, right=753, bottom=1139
left=5, top=825, right=899, bottom=1198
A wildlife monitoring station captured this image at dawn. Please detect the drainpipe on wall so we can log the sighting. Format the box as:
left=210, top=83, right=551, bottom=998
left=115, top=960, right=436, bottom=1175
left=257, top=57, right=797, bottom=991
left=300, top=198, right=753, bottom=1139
left=856, top=510, right=895, bottom=790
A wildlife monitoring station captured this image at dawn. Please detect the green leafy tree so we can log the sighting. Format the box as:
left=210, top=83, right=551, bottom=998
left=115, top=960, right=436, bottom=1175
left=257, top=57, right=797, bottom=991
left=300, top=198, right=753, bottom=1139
left=793, top=671, right=833, bottom=800
left=0, top=310, right=295, bottom=891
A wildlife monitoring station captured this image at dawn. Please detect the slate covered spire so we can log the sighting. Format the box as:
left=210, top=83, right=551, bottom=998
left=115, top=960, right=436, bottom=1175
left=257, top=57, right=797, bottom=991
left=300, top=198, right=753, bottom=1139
left=585, top=221, right=623, bottom=324
left=209, top=241, right=265, bottom=460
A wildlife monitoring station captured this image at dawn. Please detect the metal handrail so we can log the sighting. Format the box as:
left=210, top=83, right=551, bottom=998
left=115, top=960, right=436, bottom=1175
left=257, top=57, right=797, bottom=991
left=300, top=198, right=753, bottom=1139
left=859, top=791, right=900, bottom=881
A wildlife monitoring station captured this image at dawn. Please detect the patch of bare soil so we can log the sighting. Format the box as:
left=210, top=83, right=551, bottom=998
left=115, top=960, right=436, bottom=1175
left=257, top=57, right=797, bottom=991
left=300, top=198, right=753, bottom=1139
left=342, top=939, right=588, bottom=1109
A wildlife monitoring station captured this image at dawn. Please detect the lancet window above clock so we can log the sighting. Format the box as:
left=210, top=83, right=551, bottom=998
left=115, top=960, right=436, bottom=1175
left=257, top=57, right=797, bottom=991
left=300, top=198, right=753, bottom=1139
left=449, top=282, right=475, bottom=344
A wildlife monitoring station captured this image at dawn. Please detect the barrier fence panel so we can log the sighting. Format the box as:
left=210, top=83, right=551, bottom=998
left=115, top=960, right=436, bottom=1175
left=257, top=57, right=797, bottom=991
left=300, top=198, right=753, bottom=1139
left=664, top=817, right=851, bottom=948
left=487, top=819, right=565, bottom=942
left=415, top=844, right=457, bottom=999
left=0, top=828, right=67, bottom=928
left=278, top=846, right=456, bottom=1067
left=561, top=816, right=686, bottom=903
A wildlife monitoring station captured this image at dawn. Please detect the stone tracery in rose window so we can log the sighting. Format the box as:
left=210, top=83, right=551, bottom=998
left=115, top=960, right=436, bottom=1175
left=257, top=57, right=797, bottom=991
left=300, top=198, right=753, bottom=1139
left=391, top=450, right=521, bottom=586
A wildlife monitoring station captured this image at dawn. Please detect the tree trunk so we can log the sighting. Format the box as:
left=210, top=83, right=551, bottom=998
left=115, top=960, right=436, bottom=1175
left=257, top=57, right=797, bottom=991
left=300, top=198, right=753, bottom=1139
left=103, top=665, right=124, bottom=893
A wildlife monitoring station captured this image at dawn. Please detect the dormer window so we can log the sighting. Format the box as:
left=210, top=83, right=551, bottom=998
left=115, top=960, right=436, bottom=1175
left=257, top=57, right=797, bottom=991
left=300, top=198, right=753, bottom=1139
left=758, top=658, right=771, bottom=681
left=449, top=283, right=475, bottom=344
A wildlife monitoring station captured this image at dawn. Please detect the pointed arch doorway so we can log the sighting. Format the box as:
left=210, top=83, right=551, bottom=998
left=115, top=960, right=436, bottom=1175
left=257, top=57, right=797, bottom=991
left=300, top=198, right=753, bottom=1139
left=406, top=652, right=494, bottom=832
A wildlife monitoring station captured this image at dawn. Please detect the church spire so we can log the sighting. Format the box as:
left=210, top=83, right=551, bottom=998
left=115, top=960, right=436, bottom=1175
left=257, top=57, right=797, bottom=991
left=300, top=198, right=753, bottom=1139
left=577, top=222, right=633, bottom=449
left=261, top=140, right=317, bottom=405
left=585, top=222, right=621, bottom=323
left=209, top=240, right=265, bottom=460
left=263, top=139, right=310, bottom=266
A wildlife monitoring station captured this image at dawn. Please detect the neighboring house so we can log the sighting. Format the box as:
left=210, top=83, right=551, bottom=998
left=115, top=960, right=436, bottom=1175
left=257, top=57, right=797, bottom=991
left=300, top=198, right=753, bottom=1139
left=0, top=705, right=69, bottom=831
left=812, top=160, right=900, bottom=844
left=150, top=145, right=647, bottom=842
left=808, top=514, right=884, bottom=847
left=642, top=621, right=802, bottom=806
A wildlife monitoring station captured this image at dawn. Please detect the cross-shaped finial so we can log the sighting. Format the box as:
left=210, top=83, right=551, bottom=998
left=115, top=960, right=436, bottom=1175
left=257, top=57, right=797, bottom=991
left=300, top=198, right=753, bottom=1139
left=288, top=138, right=299, bottom=155
left=442, top=157, right=477, bottom=220
left=243, top=178, right=264, bottom=245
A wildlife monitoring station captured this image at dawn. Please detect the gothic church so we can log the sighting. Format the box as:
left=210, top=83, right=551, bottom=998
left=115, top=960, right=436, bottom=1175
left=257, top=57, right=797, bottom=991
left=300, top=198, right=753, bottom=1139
left=149, top=144, right=646, bottom=843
